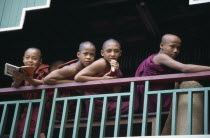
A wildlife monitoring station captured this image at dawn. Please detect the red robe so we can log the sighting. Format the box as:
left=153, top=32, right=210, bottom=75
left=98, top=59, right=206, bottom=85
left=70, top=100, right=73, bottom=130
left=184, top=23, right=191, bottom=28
left=84, top=69, right=130, bottom=118
left=16, top=64, right=50, bottom=138
left=54, top=59, right=81, bottom=120
left=135, top=54, right=174, bottom=112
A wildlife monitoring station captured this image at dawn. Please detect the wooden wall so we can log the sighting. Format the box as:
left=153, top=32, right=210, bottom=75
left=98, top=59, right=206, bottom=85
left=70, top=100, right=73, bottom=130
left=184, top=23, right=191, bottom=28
left=0, top=0, right=48, bottom=29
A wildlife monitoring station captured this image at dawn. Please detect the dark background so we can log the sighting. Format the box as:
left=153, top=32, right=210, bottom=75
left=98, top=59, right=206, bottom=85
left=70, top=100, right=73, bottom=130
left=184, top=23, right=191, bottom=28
left=1, top=0, right=210, bottom=88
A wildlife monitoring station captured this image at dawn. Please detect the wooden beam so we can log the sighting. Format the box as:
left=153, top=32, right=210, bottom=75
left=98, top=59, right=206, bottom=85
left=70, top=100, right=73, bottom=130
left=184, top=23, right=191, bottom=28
left=1, top=71, right=210, bottom=94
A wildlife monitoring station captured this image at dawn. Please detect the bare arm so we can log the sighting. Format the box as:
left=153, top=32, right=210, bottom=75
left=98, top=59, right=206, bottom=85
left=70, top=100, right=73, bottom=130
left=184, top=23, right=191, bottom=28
left=154, top=54, right=210, bottom=73
left=24, top=77, right=44, bottom=86
left=75, top=59, right=115, bottom=82
left=11, top=71, right=24, bottom=87
left=44, top=65, right=77, bottom=85
left=11, top=81, right=23, bottom=88
left=16, top=70, right=45, bottom=86
left=11, top=70, right=45, bottom=87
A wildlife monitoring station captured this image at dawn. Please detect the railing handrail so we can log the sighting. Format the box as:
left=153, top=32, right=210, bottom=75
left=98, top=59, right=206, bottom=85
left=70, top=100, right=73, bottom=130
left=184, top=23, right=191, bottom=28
left=1, top=71, right=210, bottom=94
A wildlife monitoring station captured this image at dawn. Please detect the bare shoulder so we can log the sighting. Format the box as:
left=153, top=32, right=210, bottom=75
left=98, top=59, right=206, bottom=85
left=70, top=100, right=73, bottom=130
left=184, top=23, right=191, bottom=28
left=96, top=58, right=107, bottom=64
left=155, top=53, right=169, bottom=59
left=75, top=58, right=108, bottom=78
left=91, top=58, right=107, bottom=68
left=58, top=63, right=79, bottom=74
left=153, top=54, right=171, bottom=64
left=80, top=58, right=107, bottom=73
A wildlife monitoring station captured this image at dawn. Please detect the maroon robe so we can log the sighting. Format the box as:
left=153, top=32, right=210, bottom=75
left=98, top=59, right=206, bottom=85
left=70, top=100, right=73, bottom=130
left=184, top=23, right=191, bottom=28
left=16, top=64, right=50, bottom=138
left=56, top=58, right=79, bottom=97
left=47, top=59, right=79, bottom=97
left=84, top=69, right=130, bottom=118
left=54, top=59, right=81, bottom=120
left=23, top=64, right=50, bottom=99
left=135, top=54, right=174, bottom=113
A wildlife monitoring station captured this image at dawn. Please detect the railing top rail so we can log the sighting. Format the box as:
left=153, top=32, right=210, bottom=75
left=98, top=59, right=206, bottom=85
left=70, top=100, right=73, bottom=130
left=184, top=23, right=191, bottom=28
left=1, top=71, right=210, bottom=95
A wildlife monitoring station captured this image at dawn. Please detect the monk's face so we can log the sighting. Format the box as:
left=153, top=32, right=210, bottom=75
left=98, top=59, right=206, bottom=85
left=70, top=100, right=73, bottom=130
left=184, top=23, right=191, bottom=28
left=23, top=49, right=42, bottom=67
left=160, top=36, right=181, bottom=59
left=77, top=44, right=95, bottom=67
left=101, top=42, right=122, bottom=62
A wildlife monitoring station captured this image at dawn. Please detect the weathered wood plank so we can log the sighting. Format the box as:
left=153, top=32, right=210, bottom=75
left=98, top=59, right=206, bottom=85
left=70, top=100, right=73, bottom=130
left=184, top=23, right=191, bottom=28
left=27, top=0, right=35, bottom=7
left=15, top=0, right=28, bottom=26
left=7, top=0, right=22, bottom=27
left=35, top=0, right=47, bottom=6
left=0, top=0, right=6, bottom=26
left=0, top=0, right=13, bottom=28
left=1, top=71, right=210, bottom=94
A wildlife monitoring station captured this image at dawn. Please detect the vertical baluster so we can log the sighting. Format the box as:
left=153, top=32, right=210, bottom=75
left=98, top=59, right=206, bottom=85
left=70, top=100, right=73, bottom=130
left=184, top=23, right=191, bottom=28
left=99, top=96, right=108, bottom=138
left=23, top=102, right=33, bottom=138
left=10, top=103, right=20, bottom=138
left=114, top=96, right=122, bottom=137
left=59, top=99, right=69, bottom=138
left=171, top=92, right=177, bottom=135
left=187, top=90, right=192, bottom=135
left=127, top=82, right=135, bottom=136
left=155, top=92, right=162, bottom=136
left=86, top=98, right=95, bottom=138
left=204, top=89, right=209, bottom=134
left=34, top=89, right=46, bottom=138
left=72, top=99, right=82, bottom=138
left=47, top=88, right=58, bottom=138
left=141, top=81, right=149, bottom=136
left=0, top=104, right=8, bottom=137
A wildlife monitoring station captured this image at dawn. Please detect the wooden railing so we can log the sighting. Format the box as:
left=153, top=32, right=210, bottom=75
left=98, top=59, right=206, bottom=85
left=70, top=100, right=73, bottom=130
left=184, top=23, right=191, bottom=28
left=0, top=71, right=210, bottom=137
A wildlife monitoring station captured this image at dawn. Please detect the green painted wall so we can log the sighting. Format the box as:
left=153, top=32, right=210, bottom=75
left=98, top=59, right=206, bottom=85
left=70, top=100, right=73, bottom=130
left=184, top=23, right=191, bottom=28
left=0, top=0, right=49, bottom=31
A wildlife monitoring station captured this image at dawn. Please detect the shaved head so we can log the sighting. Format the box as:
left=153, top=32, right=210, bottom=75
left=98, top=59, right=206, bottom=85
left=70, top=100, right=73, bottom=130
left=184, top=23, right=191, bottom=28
left=79, top=41, right=95, bottom=52
left=102, top=39, right=121, bottom=50
left=24, top=47, right=42, bottom=59
left=161, top=34, right=181, bottom=44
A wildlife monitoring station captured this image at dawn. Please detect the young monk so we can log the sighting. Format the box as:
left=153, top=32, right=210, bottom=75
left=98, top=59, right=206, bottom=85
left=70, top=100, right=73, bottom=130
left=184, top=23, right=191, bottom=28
left=75, top=39, right=130, bottom=118
left=12, top=47, right=50, bottom=138
left=43, top=41, right=96, bottom=119
left=44, top=41, right=95, bottom=85
left=135, top=34, right=210, bottom=134
left=12, top=48, right=49, bottom=87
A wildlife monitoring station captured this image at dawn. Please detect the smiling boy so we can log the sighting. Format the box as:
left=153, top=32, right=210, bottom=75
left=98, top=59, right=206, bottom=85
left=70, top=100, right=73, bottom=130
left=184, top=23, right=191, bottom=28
left=12, top=47, right=50, bottom=138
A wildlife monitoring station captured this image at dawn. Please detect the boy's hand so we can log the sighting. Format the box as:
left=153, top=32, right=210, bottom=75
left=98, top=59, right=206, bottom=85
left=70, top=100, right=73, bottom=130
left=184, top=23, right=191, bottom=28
left=110, top=59, right=119, bottom=71
left=12, top=71, right=24, bottom=82
left=21, top=70, right=32, bottom=81
left=102, top=71, right=116, bottom=79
